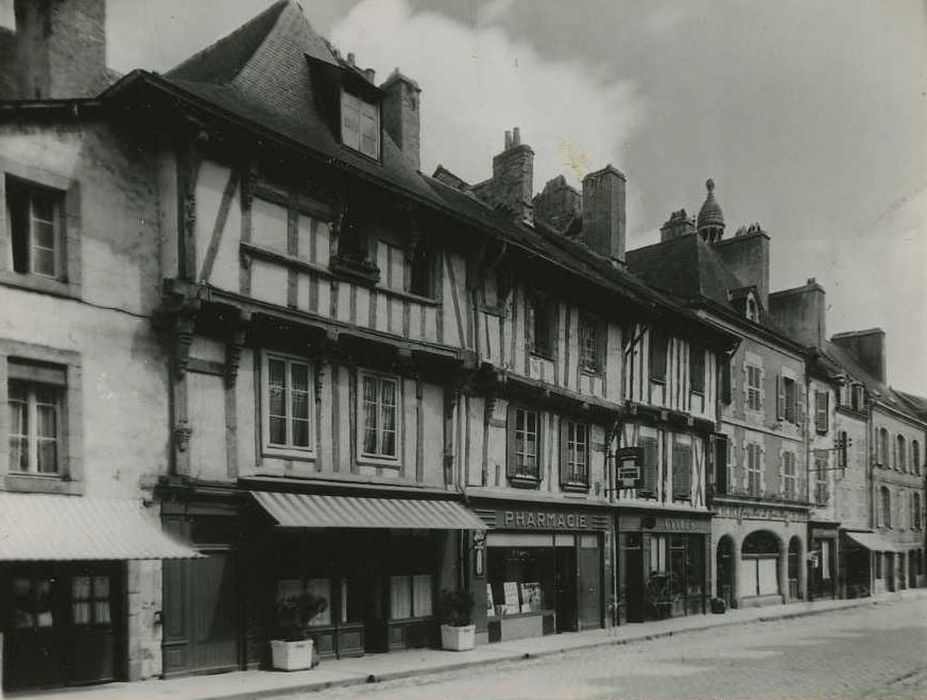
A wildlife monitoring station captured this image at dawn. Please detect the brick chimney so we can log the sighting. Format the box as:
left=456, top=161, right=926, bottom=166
left=381, top=68, right=421, bottom=170
left=474, top=128, right=535, bottom=223
left=713, top=223, right=770, bottom=310
left=768, top=278, right=827, bottom=348
left=582, top=165, right=626, bottom=262
left=660, top=209, right=695, bottom=242
left=832, top=328, right=887, bottom=384
left=533, top=175, right=582, bottom=234
left=0, top=0, right=109, bottom=101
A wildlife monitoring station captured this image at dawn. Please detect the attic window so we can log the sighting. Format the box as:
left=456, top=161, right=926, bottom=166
left=746, top=296, right=759, bottom=322
left=341, top=90, right=380, bottom=159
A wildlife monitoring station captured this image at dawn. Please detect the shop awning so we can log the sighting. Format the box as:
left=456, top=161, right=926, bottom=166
left=251, top=491, right=486, bottom=530
left=843, top=530, right=900, bottom=553
left=0, top=493, right=202, bottom=561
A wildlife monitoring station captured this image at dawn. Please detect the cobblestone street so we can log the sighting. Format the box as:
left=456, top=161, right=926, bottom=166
left=302, top=597, right=927, bottom=700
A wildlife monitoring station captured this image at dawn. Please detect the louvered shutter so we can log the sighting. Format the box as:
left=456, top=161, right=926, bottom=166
left=526, top=297, right=536, bottom=352
left=796, top=385, right=805, bottom=426
left=777, top=451, right=784, bottom=496
left=641, top=436, right=658, bottom=495
left=672, top=440, right=692, bottom=500
left=720, top=356, right=732, bottom=404
left=713, top=434, right=729, bottom=494
left=776, top=374, right=785, bottom=420
left=559, top=418, right=570, bottom=487
left=506, top=404, right=517, bottom=478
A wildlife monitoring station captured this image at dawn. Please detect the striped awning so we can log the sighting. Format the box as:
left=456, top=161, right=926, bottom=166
left=251, top=491, right=486, bottom=530
left=0, top=493, right=202, bottom=561
left=844, top=530, right=900, bottom=553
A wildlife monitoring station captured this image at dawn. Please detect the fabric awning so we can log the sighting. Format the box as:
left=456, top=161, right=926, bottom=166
left=0, top=493, right=202, bottom=561
left=843, top=530, right=900, bottom=553
left=251, top=491, right=486, bottom=530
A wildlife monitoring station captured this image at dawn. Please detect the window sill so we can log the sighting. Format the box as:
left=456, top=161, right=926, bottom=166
left=649, top=377, right=666, bottom=385
left=507, top=475, right=540, bottom=489
left=479, top=304, right=506, bottom=317
left=561, top=482, right=590, bottom=494
left=376, top=285, right=439, bottom=307
left=356, top=455, right=402, bottom=469
left=263, top=446, right=317, bottom=462
left=329, top=255, right=381, bottom=286
left=580, top=365, right=604, bottom=378
left=530, top=351, right=554, bottom=362
left=0, top=270, right=78, bottom=300
left=3, top=473, right=83, bottom=495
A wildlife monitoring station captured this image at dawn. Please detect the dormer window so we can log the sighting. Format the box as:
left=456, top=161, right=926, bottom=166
left=341, top=90, right=380, bottom=159
left=746, top=295, right=759, bottom=322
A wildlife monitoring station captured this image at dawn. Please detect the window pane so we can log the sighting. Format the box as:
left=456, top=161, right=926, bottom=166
left=33, top=219, right=55, bottom=248
left=31, top=190, right=56, bottom=223
left=363, top=377, right=378, bottom=453
left=412, top=574, right=432, bottom=617
left=390, top=575, right=412, bottom=620
left=290, top=363, right=310, bottom=447
left=37, top=439, right=58, bottom=474
left=268, top=359, right=287, bottom=445
left=36, top=400, right=57, bottom=438
left=379, top=380, right=397, bottom=456
left=8, top=385, right=28, bottom=472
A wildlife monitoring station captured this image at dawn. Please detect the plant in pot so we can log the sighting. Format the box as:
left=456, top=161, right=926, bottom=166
left=438, top=589, right=475, bottom=651
left=270, top=590, right=329, bottom=671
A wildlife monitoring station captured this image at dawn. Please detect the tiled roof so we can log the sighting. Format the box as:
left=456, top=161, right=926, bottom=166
left=625, top=233, right=745, bottom=308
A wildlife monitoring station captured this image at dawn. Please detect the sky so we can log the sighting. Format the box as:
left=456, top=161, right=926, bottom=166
left=15, top=0, right=925, bottom=392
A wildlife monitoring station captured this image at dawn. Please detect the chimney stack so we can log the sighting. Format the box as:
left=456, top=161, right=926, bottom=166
left=582, top=165, right=626, bottom=262
left=660, top=209, right=695, bottom=242
left=0, top=0, right=109, bottom=100
left=381, top=69, right=421, bottom=170
left=713, top=224, right=770, bottom=310
left=831, top=329, right=887, bottom=384
left=768, top=278, right=827, bottom=348
left=477, top=127, right=535, bottom=223
left=533, top=175, right=582, bottom=234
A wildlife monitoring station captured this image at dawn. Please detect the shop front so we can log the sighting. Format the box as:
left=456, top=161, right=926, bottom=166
left=468, top=501, right=612, bottom=644
left=247, top=490, right=485, bottom=659
left=616, top=511, right=711, bottom=624
left=0, top=493, right=200, bottom=693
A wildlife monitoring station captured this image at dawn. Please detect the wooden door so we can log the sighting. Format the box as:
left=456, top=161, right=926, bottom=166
left=624, top=535, right=644, bottom=623
left=162, top=552, right=239, bottom=676
left=577, top=535, right=602, bottom=630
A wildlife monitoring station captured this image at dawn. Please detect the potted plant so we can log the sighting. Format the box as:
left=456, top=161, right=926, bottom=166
left=438, top=589, right=475, bottom=651
left=270, top=590, right=329, bottom=671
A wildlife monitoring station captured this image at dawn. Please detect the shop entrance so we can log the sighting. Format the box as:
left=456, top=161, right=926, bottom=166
left=716, top=535, right=735, bottom=608
left=1, top=562, right=124, bottom=692
left=577, top=535, right=602, bottom=630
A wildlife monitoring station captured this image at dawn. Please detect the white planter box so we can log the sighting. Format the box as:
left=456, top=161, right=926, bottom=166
left=270, top=639, right=314, bottom=671
left=440, top=624, right=476, bottom=651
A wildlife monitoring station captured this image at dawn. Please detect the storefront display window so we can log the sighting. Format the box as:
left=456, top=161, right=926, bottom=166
left=72, top=575, right=111, bottom=625
left=278, top=578, right=332, bottom=627
left=389, top=574, right=433, bottom=619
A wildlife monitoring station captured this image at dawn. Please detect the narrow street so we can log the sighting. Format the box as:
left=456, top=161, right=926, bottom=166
left=301, top=597, right=927, bottom=700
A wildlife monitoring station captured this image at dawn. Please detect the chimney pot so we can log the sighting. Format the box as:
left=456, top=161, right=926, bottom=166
left=513, top=127, right=521, bottom=146
left=364, top=68, right=375, bottom=82
left=347, top=52, right=355, bottom=65
left=505, top=130, right=513, bottom=149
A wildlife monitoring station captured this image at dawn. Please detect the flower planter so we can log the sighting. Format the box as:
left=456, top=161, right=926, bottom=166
left=270, top=639, right=314, bottom=671
left=440, top=623, right=476, bottom=651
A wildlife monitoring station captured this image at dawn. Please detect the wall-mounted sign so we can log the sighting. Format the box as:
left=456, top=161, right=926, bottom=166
left=500, top=509, right=600, bottom=530
left=616, top=447, right=643, bottom=489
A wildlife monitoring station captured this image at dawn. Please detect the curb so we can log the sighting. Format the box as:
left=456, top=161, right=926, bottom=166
left=206, top=596, right=902, bottom=700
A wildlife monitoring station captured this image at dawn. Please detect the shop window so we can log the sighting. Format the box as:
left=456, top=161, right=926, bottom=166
left=746, top=443, right=762, bottom=496
left=878, top=428, right=889, bottom=467
left=71, top=575, right=111, bottom=626
left=507, top=406, right=541, bottom=484
left=527, top=293, right=556, bottom=358
left=359, top=374, right=399, bottom=461
left=745, top=364, right=761, bottom=411
left=671, top=438, right=692, bottom=501
left=639, top=435, right=658, bottom=497
left=341, top=90, right=380, bottom=159
left=390, top=574, right=432, bottom=619
left=277, top=578, right=332, bottom=627
left=814, top=390, right=829, bottom=433
left=8, top=360, right=66, bottom=475
left=648, top=329, right=668, bottom=383
left=579, top=316, right=605, bottom=373
left=781, top=451, right=797, bottom=500
left=559, top=419, right=589, bottom=489
left=6, top=176, right=64, bottom=279
left=880, top=487, right=892, bottom=528
left=10, top=574, right=55, bottom=629
left=896, top=435, right=906, bottom=472
left=262, top=354, right=313, bottom=456
left=689, top=346, right=705, bottom=395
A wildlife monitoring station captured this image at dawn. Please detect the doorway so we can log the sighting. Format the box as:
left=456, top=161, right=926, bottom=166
left=716, top=535, right=735, bottom=608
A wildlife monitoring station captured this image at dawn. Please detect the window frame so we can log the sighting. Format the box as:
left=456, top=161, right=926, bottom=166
left=560, top=418, right=590, bottom=490
left=814, top=390, right=829, bottom=434
left=880, top=486, right=892, bottom=528
left=814, top=455, right=829, bottom=505
left=8, top=376, right=63, bottom=476
left=507, top=405, right=541, bottom=485
left=689, top=346, right=705, bottom=395
left=896, top=435, right=906, bottom=472
left=261, top=352, right=315, bottom=460
left=340, top=90, right=381, bottom=160
left=578, top=315, right=605, bottom=374
left=527, top=293, right=556, bottom=359
left=671, top=436, right=692, bottom=501
left=639, top=432, right=659, bottom=498
left=357, top=371, right=402, bottom=465
left=648, top=328, right=669, bottom=383
left=746, top=442, right=762, bottom=496
left=781, top=450, right=797, bottom=500
left=745, top=364, right=762, bottom=412
left=6, top=176, right=63, bottom=279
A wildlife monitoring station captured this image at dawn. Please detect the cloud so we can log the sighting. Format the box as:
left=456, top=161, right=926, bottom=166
left=330, top=0, right=645, bottom=190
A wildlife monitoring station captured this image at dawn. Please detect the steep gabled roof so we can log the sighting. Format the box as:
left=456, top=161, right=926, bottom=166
left=625, top=233, right=745, bottom=308
left=161, top=0, right=438, bottom=204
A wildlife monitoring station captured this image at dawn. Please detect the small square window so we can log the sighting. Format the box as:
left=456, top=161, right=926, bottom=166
left=6, top=176, right=64, bottom=279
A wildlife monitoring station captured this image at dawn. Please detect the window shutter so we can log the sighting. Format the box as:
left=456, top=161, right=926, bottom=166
left=777, top=451, right=784, bottom=496
left=597, top=321, right=608, bottom=373
left=641, top=437, right=658, bottom=495
left=759, top=445, right=766, bottom=494
left=713, top=435, right=729, bottom=494
left=822, top=392, right=829, bottom=432
left=721, top=357, right=732, bottom=404
left=559, top=419, right=570, bottom=488
left=526, top=298, right=536, bottom=352
left=742, top=445, right=749, bottom=492
left=672, top=441, right=691, bottom=499
left=506, top=404, right=517, bottom=478
left=776, top=374, right=785, bottom=420
left=796, top=385, right=805, bottom=425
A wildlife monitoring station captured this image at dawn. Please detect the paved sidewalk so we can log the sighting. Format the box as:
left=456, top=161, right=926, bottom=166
left=11, top=590, right=927, bottom=700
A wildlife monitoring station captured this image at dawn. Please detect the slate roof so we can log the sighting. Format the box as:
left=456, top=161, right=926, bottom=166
left=161, top=0, right=440, bottom=205
left=624, top=233, right=745, bottom=308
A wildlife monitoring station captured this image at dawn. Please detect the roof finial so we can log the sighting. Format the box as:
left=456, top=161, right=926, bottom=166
left=706, top=178, right=715, bottom=194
